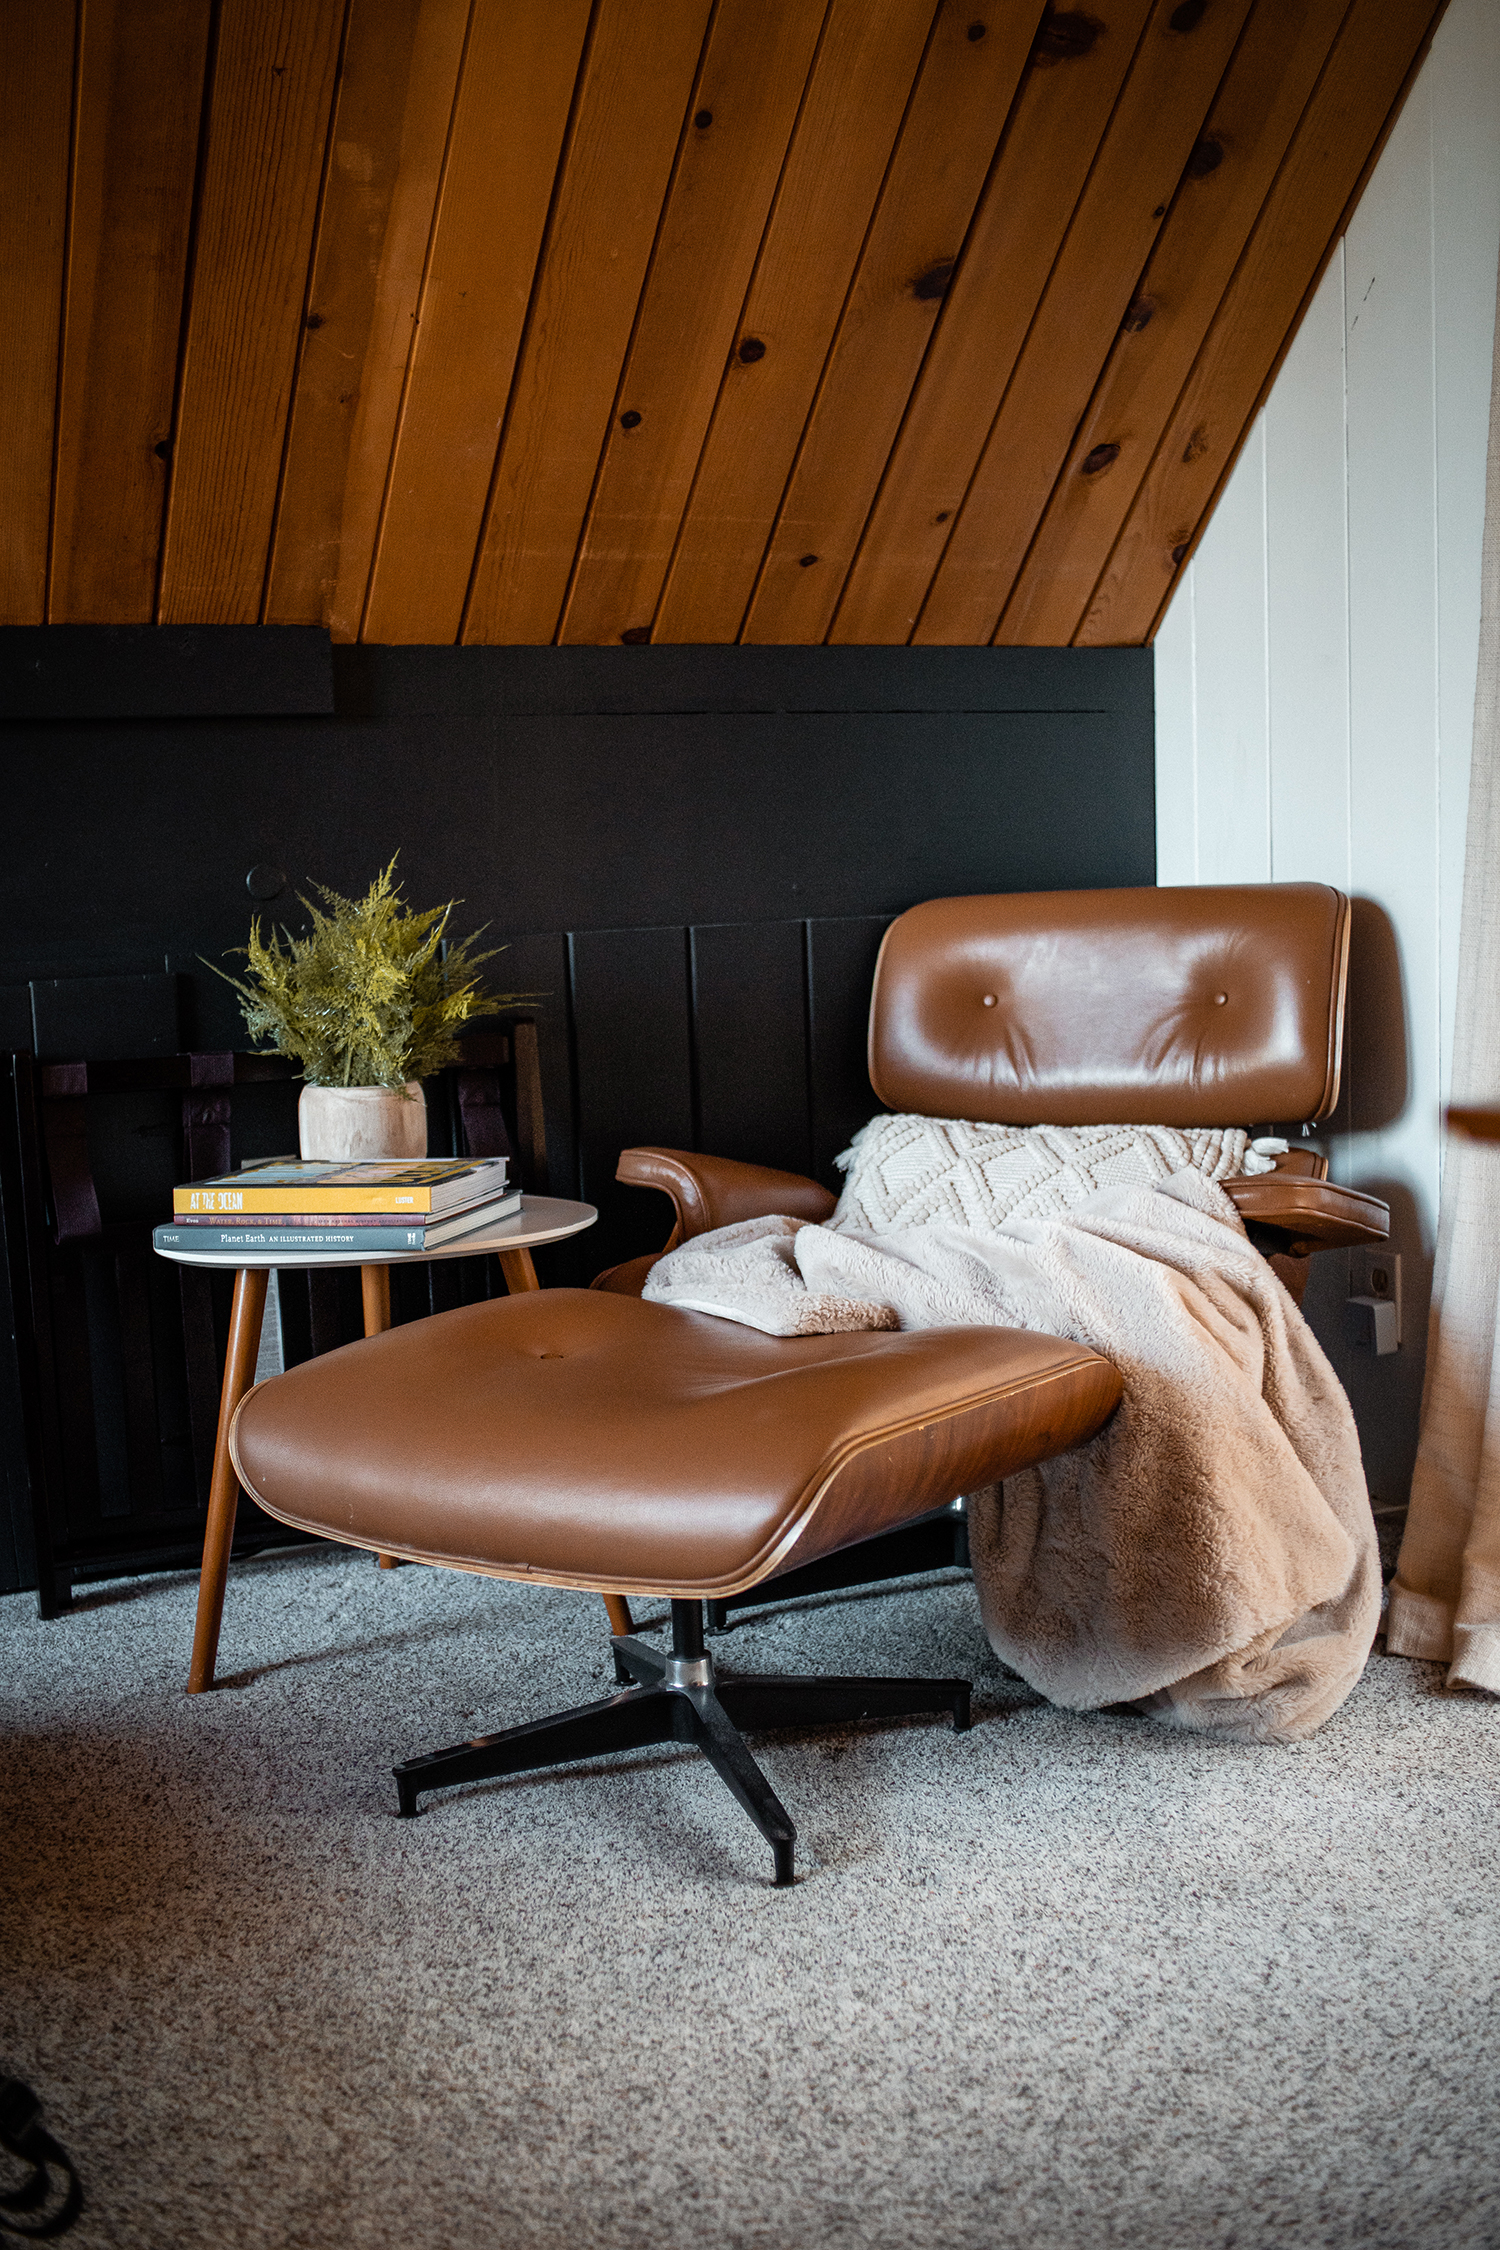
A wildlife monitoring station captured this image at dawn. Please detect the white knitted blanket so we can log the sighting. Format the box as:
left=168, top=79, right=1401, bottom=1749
left=642, top=1128, right=1378, bottom=1744
left=830, top=1113, right=1274, bottom=1235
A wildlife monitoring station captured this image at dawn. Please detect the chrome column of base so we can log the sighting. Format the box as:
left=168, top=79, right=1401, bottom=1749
left=393, top=1597, right=972, bottom=1889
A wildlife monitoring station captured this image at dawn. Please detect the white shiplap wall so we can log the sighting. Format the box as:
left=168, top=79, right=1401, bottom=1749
left=1154, top=0, right=1500, bottom=1505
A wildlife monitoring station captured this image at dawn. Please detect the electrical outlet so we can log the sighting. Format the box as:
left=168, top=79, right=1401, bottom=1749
left=1348, top=1248, right=1401, bottom=1351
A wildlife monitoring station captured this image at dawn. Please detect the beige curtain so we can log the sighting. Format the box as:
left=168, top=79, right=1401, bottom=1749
left=1386, top=262, right=1500, bottom=1697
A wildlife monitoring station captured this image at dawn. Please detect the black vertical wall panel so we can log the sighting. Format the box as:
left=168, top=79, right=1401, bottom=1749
left=690, top=920, right=811, bottom=1177
left=486, top=929, right=575, bottom=1198
left=569, top=926, right=694, bottom=1267
left=808, top=917, right=894, bottom=1183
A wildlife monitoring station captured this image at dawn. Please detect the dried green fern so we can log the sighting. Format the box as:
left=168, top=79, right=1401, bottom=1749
left=208, top=859, right=534, bottom=1087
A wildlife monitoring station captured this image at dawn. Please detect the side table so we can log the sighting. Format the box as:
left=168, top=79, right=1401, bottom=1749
left=154, top=1196, right=598, bottom=1692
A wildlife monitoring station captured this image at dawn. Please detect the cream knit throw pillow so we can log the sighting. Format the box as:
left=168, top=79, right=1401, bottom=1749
left=830, top=1115, right=1270, bottom=1236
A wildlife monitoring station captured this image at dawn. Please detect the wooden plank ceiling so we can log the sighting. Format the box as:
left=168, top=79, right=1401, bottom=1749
left=1, top=0, right=1445, bottom=647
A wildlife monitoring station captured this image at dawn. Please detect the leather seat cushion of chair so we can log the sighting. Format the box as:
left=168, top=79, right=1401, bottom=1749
left=229, top=1289, right=1121, bottom=1599
left=870, top=884, right=1349, bottom=1127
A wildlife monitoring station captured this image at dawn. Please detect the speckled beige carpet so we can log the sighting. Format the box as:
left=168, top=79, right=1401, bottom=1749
left=2, top=1546, right=1497, bottom=2250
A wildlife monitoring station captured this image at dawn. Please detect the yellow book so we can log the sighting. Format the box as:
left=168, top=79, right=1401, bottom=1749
left=173, top=1158, right=507, bottom=1216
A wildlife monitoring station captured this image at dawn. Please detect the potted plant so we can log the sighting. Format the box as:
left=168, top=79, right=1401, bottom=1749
left=213, top=859, right=527, bottom=1161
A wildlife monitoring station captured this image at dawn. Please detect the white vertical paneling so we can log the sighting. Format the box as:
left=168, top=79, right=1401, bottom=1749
left=1188, top=419, right=1271, bottom=882
left=1432, top=0, right=1500, bottom=1105
left=1265, top=249, right=1351, bottom=890
left=1342, top=69, right=1441, bottom=1492
left=1152, top=563, right=1197, bottom=883
left=1345, top=70, right=1439, bottom=1201
left=1152, top=0, right=1500, bottom=1505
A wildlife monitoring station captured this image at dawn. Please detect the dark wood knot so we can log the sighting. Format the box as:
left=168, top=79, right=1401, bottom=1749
left=1031, top=10, right=1104, bottom=63
left=694, top=109, right=712, bottom=129
left=1169, top=0, right=1207, bottom=28
left=620, top=626, right=652, bottom=644
left=737, top=337, right=766, bottom=363
left=619, top=409, right=642, bottom=429
left=1121, top=295, right=1155, bottom=333
left=1185, top=138, right=1223, bottom=178
left=1081, top=443, right=1121, bottom=476
left=912, top=260, right=956, bottom=302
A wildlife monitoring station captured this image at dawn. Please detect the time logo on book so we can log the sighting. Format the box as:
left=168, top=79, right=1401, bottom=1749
left=153, top=1158, right=521, bottom=1257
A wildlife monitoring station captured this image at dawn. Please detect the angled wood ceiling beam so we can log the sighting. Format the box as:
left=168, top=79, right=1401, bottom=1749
left=902, top=0, right=1257, bottom=648
left=556, top=0, right=829, bottom=645
left=0, top=0, right=76, bottom=628
left=263, top=0, right=471, bottom=642
left=648, top=0, right=943, bottom=647
left=738, top=0, right=1048, bottom=646
left=1078, top=0, right=1449, bottom=644
left=996, top=0, right=1351, bottom=648
left=460, top=0, right=716, bottom=649
left=805, top=0, right=1160, bottom=648
left=49, top=0, right=210, bottom=627
left=358, top=0, right=593, bottom=645
left=157, top=0, right=346, bottom=625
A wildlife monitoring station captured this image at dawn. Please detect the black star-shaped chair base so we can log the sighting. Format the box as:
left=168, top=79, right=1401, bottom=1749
left=393, top=1600, right=971, bottom=1886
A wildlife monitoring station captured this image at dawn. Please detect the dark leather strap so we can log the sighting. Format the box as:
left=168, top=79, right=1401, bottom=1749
left=455, top=1067, right=514, bottom=1165
left=182, top=1052, right=234, bottom=1182
left=37, top=1065, right=101, bottom=1245
left=510, top=1018, right=549, bottom=1193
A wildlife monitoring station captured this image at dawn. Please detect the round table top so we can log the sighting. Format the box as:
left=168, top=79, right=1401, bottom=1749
left=151, top=1194, right=598, bottom=1270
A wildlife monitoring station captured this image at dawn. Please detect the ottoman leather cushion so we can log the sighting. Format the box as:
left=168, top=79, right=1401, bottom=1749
left=230, top=1288, right=1120, bottom=1599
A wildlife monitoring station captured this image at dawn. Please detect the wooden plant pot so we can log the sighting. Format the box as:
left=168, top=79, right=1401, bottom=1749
left=297, top=1081, right=428, bottom=1161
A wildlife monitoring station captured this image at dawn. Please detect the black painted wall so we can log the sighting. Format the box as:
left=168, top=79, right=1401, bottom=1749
left=2, top=637, right=1154, bottom=1280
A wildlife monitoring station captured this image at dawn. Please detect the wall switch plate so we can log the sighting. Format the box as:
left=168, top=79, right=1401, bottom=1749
left=1348, top=1248, right=1401, bottom=1352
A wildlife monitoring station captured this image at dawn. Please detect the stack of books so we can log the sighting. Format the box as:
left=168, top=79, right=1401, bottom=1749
left=152, top=1157, right=522, bottom=1258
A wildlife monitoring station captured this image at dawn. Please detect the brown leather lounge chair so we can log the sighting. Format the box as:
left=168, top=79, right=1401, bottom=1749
left=229, top=884, right=1388, bottom=1885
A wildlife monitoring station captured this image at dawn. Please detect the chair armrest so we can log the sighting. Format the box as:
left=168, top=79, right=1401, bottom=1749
left=1223, top=1173, right=1389, bottom=1254
left=615, top=1148, right=837, bottom=1243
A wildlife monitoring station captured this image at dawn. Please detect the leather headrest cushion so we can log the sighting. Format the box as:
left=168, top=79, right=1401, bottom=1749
left=868, top=885, right=1349, bottom=1127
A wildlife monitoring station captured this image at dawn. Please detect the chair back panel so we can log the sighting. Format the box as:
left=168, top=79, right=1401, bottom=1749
left=868, top=885, right=1350, bottom=1127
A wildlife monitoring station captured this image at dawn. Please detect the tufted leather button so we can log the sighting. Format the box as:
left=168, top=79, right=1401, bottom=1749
left=1215, top=992, right=1228, bottom=1004
left=981, top=993, right=997, bottom=1007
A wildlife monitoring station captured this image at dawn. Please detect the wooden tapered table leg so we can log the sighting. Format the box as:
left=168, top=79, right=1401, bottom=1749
left=361, top=1265, right=402, bottom=1568
left=361, top=1262, right=391, bottom=1335
left=496, top=1244, right=629, bottom=1633
left=497, top=1246, right=540, bottom=1293
left=187, top=1266, right=268, bottom=1694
